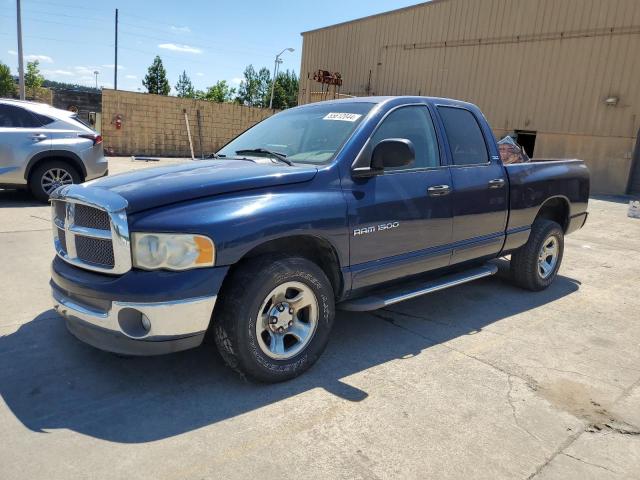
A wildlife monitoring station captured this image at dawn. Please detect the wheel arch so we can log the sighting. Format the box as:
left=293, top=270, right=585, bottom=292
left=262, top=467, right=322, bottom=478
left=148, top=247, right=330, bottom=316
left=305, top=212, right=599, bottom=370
left=534, top=195, right=571, bottom=232
left=25, top=150, right=87, bottom=182
left=227, top=234, right=344, bottom=299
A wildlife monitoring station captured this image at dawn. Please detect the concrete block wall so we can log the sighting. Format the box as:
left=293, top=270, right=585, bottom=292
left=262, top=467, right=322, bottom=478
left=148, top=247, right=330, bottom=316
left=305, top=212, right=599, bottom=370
left=101, top=89, right=275, bottom=157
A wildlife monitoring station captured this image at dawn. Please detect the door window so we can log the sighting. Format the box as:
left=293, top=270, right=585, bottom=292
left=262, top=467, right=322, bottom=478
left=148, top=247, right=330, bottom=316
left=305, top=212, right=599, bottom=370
left=371, top=106, right=440, bottom=170
left=0, top=104, right=43, bottom=128
left=438, top=107, right=489, bottom=165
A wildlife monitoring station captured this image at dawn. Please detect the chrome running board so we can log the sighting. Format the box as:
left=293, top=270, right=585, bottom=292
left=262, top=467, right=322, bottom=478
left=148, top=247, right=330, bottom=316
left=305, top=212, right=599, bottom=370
left=338, top=264, right=498, bottom=312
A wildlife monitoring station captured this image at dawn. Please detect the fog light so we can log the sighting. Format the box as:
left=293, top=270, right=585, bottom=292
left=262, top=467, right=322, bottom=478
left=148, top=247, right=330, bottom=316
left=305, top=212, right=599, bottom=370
left=141, top=314, right=151, bottom=332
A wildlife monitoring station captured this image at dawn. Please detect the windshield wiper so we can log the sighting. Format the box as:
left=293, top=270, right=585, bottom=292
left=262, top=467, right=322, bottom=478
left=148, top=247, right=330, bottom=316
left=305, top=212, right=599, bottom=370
left=235, top=148, right=293, bottom=166
left=207, top=152, right=256, bottom=162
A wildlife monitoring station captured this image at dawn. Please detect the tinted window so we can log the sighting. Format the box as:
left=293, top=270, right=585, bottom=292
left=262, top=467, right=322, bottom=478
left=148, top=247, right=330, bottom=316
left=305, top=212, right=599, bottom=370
left=31, top=112, right=55, bottom=125
left=0, top=104, right=43, bottom=128
left=371, top=106, right=440, bottom=169
left=438, top=107, right=489, bottom=165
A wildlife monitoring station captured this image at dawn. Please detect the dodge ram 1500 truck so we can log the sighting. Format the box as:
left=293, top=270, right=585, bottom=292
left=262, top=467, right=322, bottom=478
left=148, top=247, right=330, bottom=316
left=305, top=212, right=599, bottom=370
left=50, top=96, right=589, bottom=382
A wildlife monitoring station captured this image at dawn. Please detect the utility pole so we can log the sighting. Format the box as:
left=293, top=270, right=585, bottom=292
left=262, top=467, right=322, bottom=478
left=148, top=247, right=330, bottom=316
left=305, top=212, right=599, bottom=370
left=114, top=8, right=118, bottom=90
left=269, top=47, right=294, bottom=109
left=16, top=0, right=25, bottom=100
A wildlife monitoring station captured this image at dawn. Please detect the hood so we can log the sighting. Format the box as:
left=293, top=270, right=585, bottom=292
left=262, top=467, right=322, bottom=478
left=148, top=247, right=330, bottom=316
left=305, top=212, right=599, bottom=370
left=85, top=160, right=318, bottom=213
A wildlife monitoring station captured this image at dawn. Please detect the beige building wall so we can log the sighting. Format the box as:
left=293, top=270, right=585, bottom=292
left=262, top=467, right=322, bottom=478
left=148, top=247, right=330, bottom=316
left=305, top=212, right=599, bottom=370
left=101, top=90, right=275, bottom=157
left=299, top=0, right=640, bottom=194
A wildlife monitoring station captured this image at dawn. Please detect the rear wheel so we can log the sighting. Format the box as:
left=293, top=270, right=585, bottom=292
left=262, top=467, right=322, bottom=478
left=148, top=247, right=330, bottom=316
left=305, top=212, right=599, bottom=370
left=510, top=219, right=564, bottom=291
left=29, top=160, right=81, bottom=202
left=214, top=255, right=335, bottom=382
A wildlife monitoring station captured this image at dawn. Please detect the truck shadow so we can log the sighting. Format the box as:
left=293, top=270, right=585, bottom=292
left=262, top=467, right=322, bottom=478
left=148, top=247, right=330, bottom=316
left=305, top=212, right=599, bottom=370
left=0, top=268, right=579, bottom=443
left=0, top=189, right=43, bottom=208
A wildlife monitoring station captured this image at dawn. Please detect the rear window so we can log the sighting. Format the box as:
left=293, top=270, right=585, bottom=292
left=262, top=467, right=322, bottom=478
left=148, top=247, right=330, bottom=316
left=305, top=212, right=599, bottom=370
left=438, top=107, right=489, bottom=165
left=31, top=112, right=55, bottom=125
left=0, top=104, right=43, bottom=128
left=70, top=114, right=93, bottom=129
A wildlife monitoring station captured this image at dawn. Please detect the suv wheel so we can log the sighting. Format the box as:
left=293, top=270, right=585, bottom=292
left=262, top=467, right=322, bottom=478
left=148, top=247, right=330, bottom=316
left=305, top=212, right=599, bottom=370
left=30, top=160, right=81, bottom=202
left=510, top=219, right=564, bottom=291
left=214, top=255, right=335, bottom=382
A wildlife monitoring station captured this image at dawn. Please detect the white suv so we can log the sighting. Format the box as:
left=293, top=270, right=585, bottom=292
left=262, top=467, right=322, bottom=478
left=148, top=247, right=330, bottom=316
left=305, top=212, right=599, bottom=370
left=0, top=99, right=108, bottom=201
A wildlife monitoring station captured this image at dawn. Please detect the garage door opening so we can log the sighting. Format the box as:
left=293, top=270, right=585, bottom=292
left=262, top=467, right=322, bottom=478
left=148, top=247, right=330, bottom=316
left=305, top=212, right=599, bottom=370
left=515, top=130, right=537, bottom=158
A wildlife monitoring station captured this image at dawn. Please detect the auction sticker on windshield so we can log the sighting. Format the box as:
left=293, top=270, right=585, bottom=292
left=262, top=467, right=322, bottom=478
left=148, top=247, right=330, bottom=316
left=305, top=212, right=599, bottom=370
left=323, top=112, right=362, bottom=122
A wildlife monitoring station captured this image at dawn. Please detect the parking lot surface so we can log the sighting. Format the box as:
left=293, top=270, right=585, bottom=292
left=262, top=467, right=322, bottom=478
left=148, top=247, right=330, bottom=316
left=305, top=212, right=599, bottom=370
left=1, top=157, right=639, bottom=479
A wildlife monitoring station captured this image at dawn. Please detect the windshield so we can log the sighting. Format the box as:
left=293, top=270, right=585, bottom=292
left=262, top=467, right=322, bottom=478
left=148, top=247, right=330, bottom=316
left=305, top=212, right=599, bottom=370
left=217, top=102, right=374, bottom=164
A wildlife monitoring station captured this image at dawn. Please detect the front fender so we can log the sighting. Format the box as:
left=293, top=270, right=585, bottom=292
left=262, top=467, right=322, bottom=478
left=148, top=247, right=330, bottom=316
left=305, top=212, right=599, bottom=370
left=128, top=176, right=349, bottom=268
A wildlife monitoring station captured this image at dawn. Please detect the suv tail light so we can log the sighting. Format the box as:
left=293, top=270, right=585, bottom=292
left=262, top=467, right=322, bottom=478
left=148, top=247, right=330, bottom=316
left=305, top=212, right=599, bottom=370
left=78, top=133, right=103, bottom=145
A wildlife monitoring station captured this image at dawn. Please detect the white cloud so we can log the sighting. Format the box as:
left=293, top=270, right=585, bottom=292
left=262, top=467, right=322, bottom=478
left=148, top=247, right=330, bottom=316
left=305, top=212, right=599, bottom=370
left=158, top=43, right=202, bottom=54
left=25, top=54, right=53, bottom=63
left=43, top=69, right=73, bottom=76
left=196, top=72, right=204, bottom=77
left=74, top=65, right=101, bottom=76
left=170, top=25, right=191, bottom=33
left=7, top=51, right=54, bottom=64
left=230, top=77, right=243, bottom=85
left=125, top=74, right=137, bottom=79
left=101, top=64, right=124, bottom=70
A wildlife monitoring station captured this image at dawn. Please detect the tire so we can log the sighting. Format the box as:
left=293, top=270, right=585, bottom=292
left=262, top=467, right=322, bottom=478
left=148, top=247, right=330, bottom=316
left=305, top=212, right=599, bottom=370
left=213, top=255, right=335, bottom=383
left=510, top=219, right=564, bottom=291
left=29, top=160, right=81, bottom=202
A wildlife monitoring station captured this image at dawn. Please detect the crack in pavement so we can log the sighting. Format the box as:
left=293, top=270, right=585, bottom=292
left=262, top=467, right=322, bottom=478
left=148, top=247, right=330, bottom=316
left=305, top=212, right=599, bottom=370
left=507, top=374, right=543, bottom=443
left=526, top=428, right=586, bottom=479
left=561, top=452, right=620, bottom=474
left=370, top=310, right=640, bottom=479
left=0, top=228, right=52, bottom=234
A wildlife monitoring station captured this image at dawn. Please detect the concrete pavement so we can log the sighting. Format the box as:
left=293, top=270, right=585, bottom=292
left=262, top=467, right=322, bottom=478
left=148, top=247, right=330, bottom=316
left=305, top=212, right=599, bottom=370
left=0, top=158, right=638, bottom=479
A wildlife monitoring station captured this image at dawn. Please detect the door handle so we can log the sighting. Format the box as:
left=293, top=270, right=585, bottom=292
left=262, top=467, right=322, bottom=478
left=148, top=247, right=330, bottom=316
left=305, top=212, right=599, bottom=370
left=488, top=178, right=505, bottom=189
left=32, top=134, right=47, bottom=142
left=427, top=184, right=451, bottom=197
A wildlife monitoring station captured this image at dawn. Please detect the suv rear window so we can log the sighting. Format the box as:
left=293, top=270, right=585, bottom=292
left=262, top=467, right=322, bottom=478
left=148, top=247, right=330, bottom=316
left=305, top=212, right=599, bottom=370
left=0, top=104, right=43, bottom=128
left=70, top=114, right=92, bottom=129
left=438, top=107, right=489, bottom=165
left=31, top=112, right=55, bottom=125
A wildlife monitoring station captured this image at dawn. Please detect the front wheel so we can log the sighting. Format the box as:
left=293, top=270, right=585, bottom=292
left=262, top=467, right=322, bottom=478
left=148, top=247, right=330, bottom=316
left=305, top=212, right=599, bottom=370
left=29, top=160, right=81, bottom=202
left=213, top=255, right=335, bottom=382
left=510, top=219, right=564, bottom=291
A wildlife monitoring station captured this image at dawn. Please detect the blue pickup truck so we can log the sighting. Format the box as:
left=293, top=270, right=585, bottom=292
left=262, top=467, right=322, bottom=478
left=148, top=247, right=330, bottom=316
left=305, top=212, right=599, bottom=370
left=50, top=96, right=589, bottom=382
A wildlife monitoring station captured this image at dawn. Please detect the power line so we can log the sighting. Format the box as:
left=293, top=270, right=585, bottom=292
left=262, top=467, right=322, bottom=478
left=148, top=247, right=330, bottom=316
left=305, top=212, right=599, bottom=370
left=24, top=0, right=112, bottom=13
left=0, top=13, right=109, bottom=30
left=1, top=12, right=276, bottom=58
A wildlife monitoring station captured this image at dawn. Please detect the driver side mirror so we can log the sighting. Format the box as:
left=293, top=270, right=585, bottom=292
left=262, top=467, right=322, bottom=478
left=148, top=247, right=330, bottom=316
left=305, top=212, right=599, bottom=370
left=352, top=138, right=415, bottom=177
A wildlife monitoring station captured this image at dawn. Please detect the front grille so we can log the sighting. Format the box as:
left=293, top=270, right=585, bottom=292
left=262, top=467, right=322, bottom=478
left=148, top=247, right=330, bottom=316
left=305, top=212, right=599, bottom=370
left=51, top=188, right=131, bottom=274
left=74, top=204, right=110, bottom=230
left=57, top=227, right=67, bottom=252
left=54, top=201, right=66, bottom=221
left=75, top=236, right=115, bottom=267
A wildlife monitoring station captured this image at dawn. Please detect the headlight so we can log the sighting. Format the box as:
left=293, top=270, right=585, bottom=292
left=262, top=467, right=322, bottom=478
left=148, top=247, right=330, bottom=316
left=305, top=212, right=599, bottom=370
left=132, top=233, right=215, bottom=270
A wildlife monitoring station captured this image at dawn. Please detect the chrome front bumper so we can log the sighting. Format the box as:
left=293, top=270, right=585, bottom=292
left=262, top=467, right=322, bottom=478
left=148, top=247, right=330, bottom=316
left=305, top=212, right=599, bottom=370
left=52, top=288, right=216, bottom=355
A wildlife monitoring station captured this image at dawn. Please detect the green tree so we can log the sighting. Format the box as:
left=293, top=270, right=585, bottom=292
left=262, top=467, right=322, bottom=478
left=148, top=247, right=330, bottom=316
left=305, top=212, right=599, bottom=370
left=25, top=60, right=44, bottom=98
left=256, top=67, right=272, bottom=107
left=235, top=64, right=258, bottom=106
left=200, top=80, right=235, bottom=103
left=236, top=64, right=272, bottom=107
left=270, top=70, right=299, bottom=109
left=175, top=70, right=195, bottom=98
left=143, top=56, right=170, bottom=95
left=0, top=61, right=16, bottom=98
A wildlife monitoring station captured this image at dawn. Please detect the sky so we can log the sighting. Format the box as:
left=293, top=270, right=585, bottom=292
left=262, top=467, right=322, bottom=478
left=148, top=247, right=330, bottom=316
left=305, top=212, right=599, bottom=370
left=0, top=0, right=420, bottom=93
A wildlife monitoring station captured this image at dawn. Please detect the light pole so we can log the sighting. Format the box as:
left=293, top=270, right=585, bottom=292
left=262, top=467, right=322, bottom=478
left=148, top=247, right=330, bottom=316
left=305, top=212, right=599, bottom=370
left=93, top=70, right=99, bottom=89
left=16, top=0, right=25, bottom=99
left=269, top=47, right=294, bottom=109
